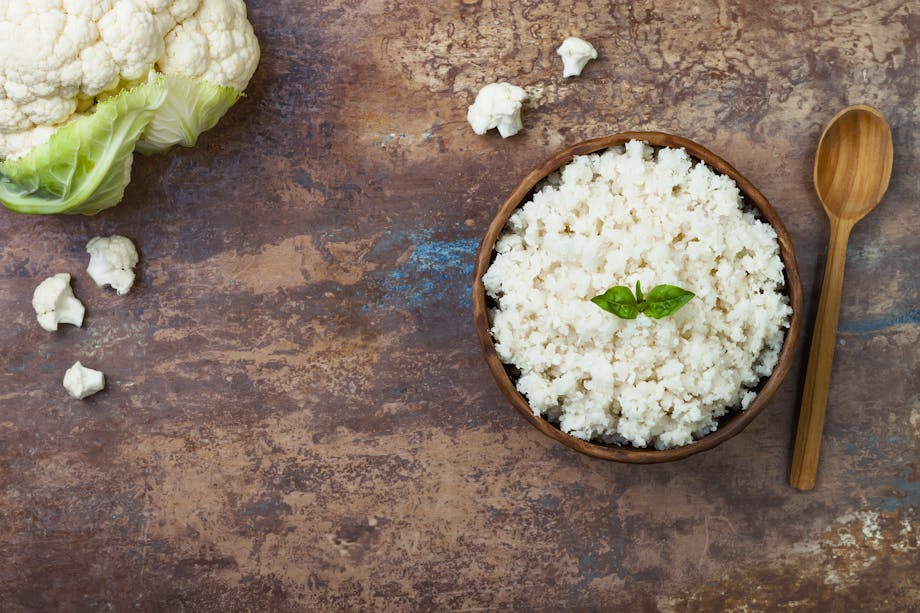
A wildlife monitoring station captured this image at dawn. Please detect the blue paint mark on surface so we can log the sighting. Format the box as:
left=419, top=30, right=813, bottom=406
left=877, top=471, right=920, bottom=512
left=838, top=309, right=920, bottom=334
left=293, top=168, right=327, bottom=194
left=377, top=236, right=479, bottom=311
left=535, top=494, right=561, bottom=512
left=844, top=433, right=910, bottom=455
left=577, top=553, right=608, bottom=586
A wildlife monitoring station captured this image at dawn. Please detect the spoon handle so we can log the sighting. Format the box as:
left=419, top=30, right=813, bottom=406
left=790, top=217, right=854, bottom=490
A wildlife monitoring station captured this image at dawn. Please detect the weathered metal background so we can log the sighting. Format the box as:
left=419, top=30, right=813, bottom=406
left=0, top=1, right=916, bottom=610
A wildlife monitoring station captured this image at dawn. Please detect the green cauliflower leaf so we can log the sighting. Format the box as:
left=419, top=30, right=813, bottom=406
left=0, top=77, right=168, bottom=215
left=136, top=74, right=242, bottom=155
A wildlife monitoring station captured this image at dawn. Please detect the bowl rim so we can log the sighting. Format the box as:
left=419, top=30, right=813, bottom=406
left=471, top=131, right=803, bottom=463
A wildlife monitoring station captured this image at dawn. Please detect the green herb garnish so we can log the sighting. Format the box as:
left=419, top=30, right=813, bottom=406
left=591, top=281, right=694, bottom=320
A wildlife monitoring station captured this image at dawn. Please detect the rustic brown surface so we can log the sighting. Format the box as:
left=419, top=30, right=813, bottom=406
left=0, top=0, right=917, bottom=610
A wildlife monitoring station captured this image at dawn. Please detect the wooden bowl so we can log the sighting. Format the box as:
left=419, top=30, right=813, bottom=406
left=472, top=132, right=803, bottom=463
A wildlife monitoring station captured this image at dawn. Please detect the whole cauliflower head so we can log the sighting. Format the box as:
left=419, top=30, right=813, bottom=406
left=0, top=0, right=260, bottom=160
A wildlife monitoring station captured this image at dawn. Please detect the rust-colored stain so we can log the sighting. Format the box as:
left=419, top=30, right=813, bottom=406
left=0, top=0, right=917, bottom=610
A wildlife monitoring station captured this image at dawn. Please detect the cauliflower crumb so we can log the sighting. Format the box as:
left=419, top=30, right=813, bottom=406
left=482, top=141, right=792, bottom=449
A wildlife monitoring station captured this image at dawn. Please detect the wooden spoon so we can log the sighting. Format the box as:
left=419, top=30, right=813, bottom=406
left=789, top=105, right=893, bottom=490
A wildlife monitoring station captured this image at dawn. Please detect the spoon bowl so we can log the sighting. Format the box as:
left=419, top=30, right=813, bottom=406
left=814, top=105, right=894, bottom=221
left=790, top=105, right=894, bottom=490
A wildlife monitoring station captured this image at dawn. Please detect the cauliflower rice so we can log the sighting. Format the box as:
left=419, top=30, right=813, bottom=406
left=482, top=140, right=792, bottom=449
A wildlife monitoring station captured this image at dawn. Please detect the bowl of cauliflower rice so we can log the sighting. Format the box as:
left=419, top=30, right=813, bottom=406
left=472, top=132, right=803, bottom=463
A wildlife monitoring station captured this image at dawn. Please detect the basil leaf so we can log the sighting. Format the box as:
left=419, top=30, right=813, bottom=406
left=635, top=280, right=644, bottom=303
left=644, top=284, right=695, bottom=319
left=591, top=286, right=639, bottom=319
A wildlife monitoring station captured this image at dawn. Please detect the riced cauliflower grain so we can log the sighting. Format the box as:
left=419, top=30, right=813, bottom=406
left=482, top=140, right=792, bottom=449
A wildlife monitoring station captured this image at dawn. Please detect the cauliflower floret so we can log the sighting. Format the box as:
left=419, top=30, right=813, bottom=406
left=17, top=96, right=77, bottom=126
left=63, top=0, right=117, bottom=21
left=467, top=82, right=528, bottom=138
left=63, top=361, right=106, bottom=399
left=32, top=273, right=85, bottom=331
left=86, top=235, right=140, bottom=295
left=98, top=1, right=165, bottom=79
left=138, top=0, right=201, bottom=33
left=0, top=125, right=59, bottom=161
left=0, top=98, right=32, bottom=131
left=161, top=28, right=210, bottom=76
left=159, top=0, right=260, bottom=91
left=168, top=0, right=204, bottom=22
left=0, top=4, right=116, bottom=128
left=0, top=3, right=119, bottom=157
left=79, top=42, right=122, bottom=94
left=556, top=37, right=598, bottom=78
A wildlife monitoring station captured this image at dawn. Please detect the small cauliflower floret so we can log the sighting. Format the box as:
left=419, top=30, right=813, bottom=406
left=32, top=273, right=85, bottom=332
left=467, top=82, right=527, bottom=138
left=63, top=361, right=106, bottom=400
left=86, top=235, right=139, bottom=295
left=556, top=37, right=598, bottom=78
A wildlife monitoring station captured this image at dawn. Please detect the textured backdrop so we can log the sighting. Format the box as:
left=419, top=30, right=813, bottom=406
left=0, top=0, right=917, bottom=610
